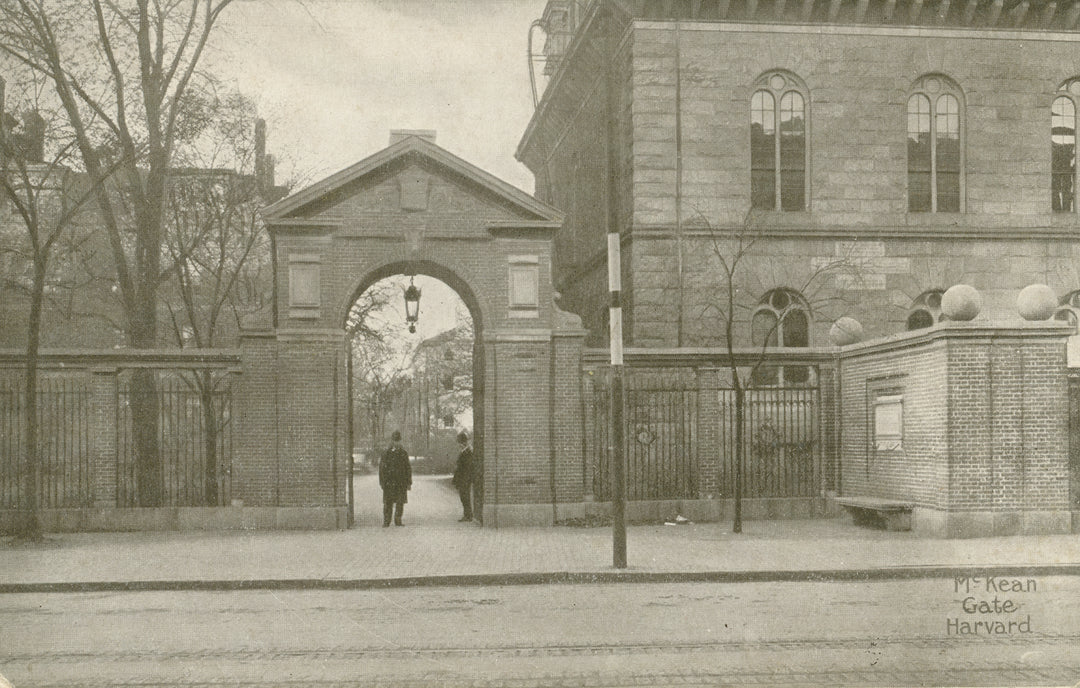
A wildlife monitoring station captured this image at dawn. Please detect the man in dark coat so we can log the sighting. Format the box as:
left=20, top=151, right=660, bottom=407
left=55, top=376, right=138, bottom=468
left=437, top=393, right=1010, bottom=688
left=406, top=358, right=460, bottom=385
left=451, top=431, right=473, bottom=522
left=379, top=431, right=412, bottom=527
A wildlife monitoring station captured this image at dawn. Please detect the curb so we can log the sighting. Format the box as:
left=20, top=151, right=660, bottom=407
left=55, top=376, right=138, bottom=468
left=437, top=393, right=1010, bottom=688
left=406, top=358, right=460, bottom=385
left=3, top=564, right=1080, bottom=593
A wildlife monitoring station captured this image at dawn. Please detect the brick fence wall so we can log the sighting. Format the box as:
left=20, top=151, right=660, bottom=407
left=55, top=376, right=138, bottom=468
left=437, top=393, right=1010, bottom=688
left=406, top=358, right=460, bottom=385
left=838, top=321, right=1074, bottom=536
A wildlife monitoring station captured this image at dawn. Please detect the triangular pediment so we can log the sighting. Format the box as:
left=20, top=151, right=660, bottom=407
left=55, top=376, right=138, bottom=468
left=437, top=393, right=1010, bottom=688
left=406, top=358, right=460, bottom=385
left=263, top=135, right=563, bottom=228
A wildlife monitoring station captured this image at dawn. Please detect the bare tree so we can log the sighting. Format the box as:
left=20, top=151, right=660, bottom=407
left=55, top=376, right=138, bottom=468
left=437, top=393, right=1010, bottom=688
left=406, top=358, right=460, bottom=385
left=0, top=77, right=114, bottom=538
left=0, top=0, right=237, bottom=506
left=697, top=210, right=859, bottom=533
left=159, top=96, right=274, bottom=506
left=347, top=281, right=413, bottom=457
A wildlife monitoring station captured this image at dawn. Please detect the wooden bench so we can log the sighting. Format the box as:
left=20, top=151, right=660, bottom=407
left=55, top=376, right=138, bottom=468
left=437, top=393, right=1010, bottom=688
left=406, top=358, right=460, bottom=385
left=834, top=497, right=913, bottom=532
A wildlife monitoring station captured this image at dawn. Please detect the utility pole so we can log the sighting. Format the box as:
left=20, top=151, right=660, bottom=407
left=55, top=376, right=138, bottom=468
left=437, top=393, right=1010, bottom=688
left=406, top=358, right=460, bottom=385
left=604, top=0, right=627, bottom=569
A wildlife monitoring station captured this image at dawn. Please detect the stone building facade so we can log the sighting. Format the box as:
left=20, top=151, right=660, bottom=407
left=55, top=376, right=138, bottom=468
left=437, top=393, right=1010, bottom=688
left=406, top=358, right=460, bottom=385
left=519, top=0, right=1080, bottom=348
left=517, top=0, right=1080, bottom=534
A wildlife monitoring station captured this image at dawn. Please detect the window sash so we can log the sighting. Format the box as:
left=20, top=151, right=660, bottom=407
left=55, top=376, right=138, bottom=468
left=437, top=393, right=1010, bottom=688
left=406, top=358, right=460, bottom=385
left=751, top=90, right=777, bottom=209
left=1053, top=95, right=1076, bottom=213
left=751, top=87, right=806, bottom=211
left=907, top=91, right=962, bottom=213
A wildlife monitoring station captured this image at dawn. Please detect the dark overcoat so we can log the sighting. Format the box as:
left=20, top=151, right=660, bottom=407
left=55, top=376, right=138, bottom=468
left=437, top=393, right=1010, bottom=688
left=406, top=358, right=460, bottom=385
left=379, top=445, right=412, bottom=503
left=452, top=446, right=473, bottom=490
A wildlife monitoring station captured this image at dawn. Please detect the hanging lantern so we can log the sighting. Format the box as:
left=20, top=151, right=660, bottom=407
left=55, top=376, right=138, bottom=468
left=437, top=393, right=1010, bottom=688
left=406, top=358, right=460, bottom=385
left=404, top=277, right=421, bottom=333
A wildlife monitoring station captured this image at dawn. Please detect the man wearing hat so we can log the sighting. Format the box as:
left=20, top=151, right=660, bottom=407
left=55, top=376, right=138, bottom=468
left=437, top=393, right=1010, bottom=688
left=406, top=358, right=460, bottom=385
left=379, top=430, right=412, bottom=527
left=451, top=431, right=474, bottom=522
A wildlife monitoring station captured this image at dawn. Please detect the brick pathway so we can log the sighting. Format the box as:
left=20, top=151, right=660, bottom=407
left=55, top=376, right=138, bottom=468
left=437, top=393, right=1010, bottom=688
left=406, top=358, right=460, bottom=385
left=1, top=474, right=1079, bottom=586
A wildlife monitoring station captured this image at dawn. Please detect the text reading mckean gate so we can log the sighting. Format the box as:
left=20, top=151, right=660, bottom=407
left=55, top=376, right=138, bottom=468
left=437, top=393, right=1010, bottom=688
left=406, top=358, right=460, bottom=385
left=947, top=576, right=1038, bottom=636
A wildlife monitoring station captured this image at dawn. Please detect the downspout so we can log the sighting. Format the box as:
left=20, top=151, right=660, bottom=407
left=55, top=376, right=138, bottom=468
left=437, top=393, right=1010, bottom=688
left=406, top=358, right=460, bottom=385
left=674, top=20, right=686, bottom=347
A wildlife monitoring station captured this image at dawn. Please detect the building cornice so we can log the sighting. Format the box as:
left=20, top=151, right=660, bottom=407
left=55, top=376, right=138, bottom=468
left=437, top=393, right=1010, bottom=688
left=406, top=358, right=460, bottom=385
left=629, top=222, right=1080, bottom=241
left=636, top=17, right=1080, bottom=40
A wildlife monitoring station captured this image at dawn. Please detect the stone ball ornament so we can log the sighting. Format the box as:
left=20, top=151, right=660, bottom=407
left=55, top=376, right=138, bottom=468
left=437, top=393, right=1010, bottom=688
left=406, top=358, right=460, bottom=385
left=1016, top=284, right=1058, bottom=321
left=941, top=284, right=982, bottom=321
left=829, top=317, right=864, bottom=346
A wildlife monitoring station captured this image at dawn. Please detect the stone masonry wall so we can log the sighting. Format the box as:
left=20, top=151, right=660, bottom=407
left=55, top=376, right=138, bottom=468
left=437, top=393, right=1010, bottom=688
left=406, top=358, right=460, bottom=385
left=519, top=17, right=635, bottom=349
left=523, top=19, right=1080, bottom=348
left=624, top=24, right=1080, bottom=347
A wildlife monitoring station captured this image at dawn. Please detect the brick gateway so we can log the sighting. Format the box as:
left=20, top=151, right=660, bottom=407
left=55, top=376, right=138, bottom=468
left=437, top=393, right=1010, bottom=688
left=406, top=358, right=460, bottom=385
left=244, top=132, right=589, bottom=527
left=7, top=133, right=1076, bottom=534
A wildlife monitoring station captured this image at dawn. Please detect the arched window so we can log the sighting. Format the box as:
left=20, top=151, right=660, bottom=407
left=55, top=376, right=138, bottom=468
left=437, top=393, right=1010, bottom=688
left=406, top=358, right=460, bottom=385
left=1052, top=79, right=1080, bottom=213
left=907, top=75, right=963, bottom=213
left=906, top=289, right=946, bottom=330
left=751, top=288, right=811, bottom=386
left=751, top=71, right=808, bottom=211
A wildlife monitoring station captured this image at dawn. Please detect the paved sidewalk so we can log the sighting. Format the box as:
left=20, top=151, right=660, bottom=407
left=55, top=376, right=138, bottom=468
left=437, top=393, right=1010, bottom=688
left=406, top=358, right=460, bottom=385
left=2, top=475, right=1079, bottom=590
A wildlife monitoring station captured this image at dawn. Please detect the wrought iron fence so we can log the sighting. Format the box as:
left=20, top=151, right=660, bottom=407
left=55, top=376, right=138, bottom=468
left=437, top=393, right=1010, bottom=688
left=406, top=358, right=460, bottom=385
left=117, top=371, right=234, bottom=507
left=0, top=367, right=235, bottom=510
left=717, top=386, right=821, bottom=498
left=587, top=370, right=821, bottom=501
left=0, top=376, right=92, bottom=509
left=589, top=373, right=698, bottom=501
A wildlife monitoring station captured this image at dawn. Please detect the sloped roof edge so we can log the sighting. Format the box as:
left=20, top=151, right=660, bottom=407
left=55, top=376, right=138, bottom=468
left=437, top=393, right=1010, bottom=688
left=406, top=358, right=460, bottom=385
left=263, top=135, right=564, bottom=223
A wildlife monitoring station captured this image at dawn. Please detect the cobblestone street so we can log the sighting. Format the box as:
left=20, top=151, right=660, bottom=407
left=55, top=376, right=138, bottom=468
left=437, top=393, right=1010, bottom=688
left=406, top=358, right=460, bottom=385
left=3, top=577, right=1080, bottom=686
left=4, top=475, right=1080, bottom=686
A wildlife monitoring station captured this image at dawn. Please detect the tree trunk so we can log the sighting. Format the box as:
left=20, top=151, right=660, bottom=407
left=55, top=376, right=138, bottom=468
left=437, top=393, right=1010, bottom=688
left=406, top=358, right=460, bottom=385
left=128, top=282, right=164, bottom=506
left=733, top=383, right=745, bottom=534
left=200, top=371, right=219, bottom=506
left=18, top=266, right=46, bottom=540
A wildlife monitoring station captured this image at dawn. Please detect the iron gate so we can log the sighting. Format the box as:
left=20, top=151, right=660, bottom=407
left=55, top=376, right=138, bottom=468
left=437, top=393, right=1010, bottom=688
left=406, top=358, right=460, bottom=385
left=586, top=370, right=821, bottom=501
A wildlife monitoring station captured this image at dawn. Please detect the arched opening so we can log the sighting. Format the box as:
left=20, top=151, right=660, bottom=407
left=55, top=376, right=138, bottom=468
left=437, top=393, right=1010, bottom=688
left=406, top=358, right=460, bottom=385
left=342, top=261, right=484, bottom=528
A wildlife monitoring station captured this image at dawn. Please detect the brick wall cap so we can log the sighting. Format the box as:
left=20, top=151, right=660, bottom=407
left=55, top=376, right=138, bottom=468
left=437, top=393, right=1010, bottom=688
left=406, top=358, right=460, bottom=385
left=0, top=348, right=242, bottom=369
left=838, top=320, right=1073, bottom=359
left=583, top=346, right=839, bottom=367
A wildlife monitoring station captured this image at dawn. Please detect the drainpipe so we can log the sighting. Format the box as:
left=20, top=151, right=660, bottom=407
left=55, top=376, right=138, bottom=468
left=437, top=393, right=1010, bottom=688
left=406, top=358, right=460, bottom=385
left=674, top=19, right=686, bottom=347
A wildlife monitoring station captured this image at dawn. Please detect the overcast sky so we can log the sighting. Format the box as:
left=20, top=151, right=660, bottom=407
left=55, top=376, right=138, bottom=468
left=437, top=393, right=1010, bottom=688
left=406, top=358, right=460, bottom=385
left=208, top=0, right=549, bottom=193
left=206, top=1, right=551, bottom=340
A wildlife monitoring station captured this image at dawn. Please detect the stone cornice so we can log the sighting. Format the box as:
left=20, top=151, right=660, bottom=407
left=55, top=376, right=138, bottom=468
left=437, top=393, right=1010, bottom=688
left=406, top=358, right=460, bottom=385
left=837, top=320, right=1073, bottom=358
left=628, top=222, right=1080, bottom=241
left=635, top=16, right=1080, bottom=38
left=618, top=0, right=1080, bottom=33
